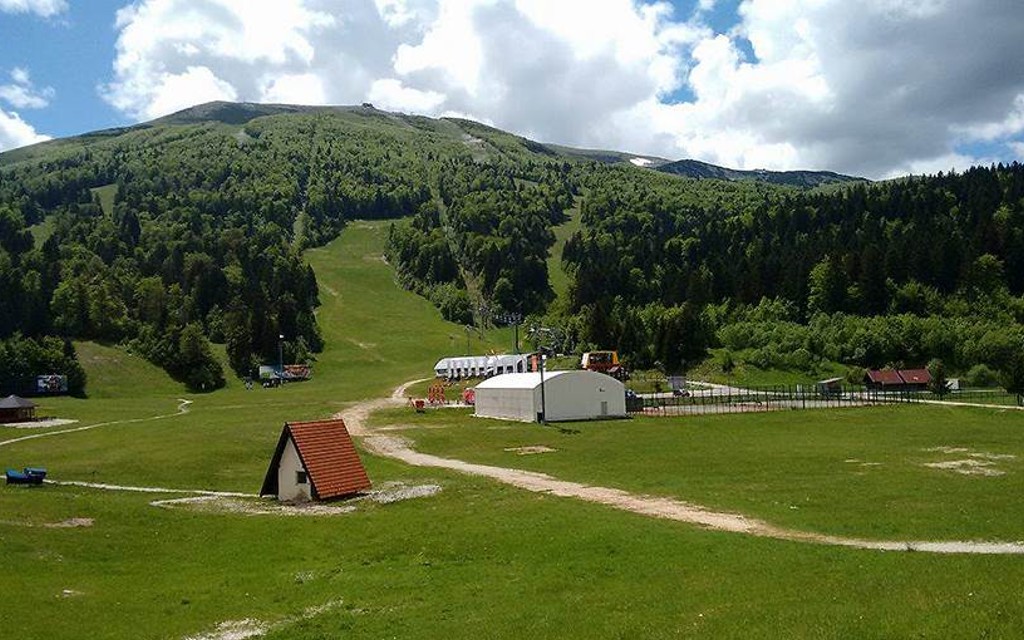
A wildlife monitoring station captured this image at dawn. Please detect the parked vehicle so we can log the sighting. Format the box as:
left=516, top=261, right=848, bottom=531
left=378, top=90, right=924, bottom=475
left=581, top=351, right=629, bottom=380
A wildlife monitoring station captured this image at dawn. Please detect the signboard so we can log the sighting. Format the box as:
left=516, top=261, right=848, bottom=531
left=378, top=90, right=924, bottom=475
left=36, top=374, right=68, bottom=394
left=259, top=364, right=312, bottom=381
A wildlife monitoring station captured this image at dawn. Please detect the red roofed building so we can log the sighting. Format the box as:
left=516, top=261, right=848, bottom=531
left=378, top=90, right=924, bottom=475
left=897, top=369, right=932, bottom=390
left=864, top=368, right=932, bottom=391
left=260, top=419, right=371, bottom=501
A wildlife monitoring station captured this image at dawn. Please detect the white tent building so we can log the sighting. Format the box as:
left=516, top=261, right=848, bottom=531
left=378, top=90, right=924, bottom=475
left=474, top=370, right=626, bottom=423
left=434, top=354, right=531, bottom=380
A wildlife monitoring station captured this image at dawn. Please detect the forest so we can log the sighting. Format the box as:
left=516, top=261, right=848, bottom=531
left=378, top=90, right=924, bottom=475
left=2, top=102, right=1024, bottom=393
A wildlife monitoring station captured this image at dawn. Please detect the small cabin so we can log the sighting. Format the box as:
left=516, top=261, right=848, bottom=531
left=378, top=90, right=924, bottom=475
left=260, top=419, right=370, bottom=501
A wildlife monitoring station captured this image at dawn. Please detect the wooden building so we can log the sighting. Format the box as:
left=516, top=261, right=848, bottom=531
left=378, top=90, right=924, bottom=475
left=0, top=395, right=37, bottom=423
left=863, top=368, right=932, bottom=392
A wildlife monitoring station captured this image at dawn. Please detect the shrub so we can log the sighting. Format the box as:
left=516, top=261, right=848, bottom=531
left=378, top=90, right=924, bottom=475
left=964, top=363, right=1000, bottom=388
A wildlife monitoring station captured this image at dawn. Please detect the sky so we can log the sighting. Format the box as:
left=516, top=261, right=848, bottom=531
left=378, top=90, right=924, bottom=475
left=1, top=0, right=1022, bottom=179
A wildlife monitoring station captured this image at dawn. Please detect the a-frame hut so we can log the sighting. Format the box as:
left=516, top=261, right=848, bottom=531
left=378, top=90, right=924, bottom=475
left=260, top=419, right=371, bottom=501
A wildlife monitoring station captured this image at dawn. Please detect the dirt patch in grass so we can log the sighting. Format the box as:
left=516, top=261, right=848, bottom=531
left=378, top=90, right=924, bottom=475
left=2, top=418, right=78, bottom=429
left=921, top=447, right=1016, bottom=476
left=151, top=495, right=358, bottom=516
left=369, top=481, right=442, bottom=504
left=151, top=482, right=441, bottom=515
left=183, top=618, right=267, bottom=640
left=46, top=517, right=94, bottom=528
left=182, top=600, right=346, bottom=640
left=843, top=459, right=882, bottom=467
left=923, top=460, right=1006, bottom=476
left=0, top=516, right=94, bottom=528
left=504, top=445, right=557, bottom=455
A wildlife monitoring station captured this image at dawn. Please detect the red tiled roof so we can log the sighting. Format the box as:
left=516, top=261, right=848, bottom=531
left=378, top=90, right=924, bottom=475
left=865, top=369, right=903, bottom=385
left=260, top=418, right=370, bottom=500
left=898, top=369, right=932, bottom=384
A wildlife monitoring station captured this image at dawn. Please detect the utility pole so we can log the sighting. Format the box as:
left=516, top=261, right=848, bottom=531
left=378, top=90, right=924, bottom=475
left=538, top=351, right=547, bottom=424
left=499, top=311, right=523, bottom=354
left=278, top=333, right=285, bottom=377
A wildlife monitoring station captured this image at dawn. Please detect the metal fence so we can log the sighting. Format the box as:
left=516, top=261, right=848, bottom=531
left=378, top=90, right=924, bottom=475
left=624, top=385, right=1023, bottom=417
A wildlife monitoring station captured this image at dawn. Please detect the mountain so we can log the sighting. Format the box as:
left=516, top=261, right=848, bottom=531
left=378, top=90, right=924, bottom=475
left=655, top=158, right=866, bottom=187
left=2, top=100, right=1022, bottom=393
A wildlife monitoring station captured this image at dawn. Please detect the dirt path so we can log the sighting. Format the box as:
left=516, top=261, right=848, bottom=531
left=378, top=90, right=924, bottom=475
left=340, top=381, right=1024, bottom=555
left=0, top=399, right=192, bottom=449
left=45, top=479, right=254, bottom=497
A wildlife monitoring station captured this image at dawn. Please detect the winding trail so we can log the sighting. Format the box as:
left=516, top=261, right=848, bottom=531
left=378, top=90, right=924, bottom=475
left=0, top=399, right=193, bottom=449
left=339, top=380, right=1024, bottom=555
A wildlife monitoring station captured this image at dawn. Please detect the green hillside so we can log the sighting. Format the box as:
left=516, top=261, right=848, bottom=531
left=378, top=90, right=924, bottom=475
left=4, top=102, right=1024, bottom=638
left=2, top=101, right=1024, bottom=397
left=3, top=215, right=1024, bottom=639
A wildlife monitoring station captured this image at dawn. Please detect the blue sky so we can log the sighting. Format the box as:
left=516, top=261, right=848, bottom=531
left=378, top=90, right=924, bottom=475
left=0, top=0, right=127, bottom=135
left=1, top=0, right=1022, bottom=179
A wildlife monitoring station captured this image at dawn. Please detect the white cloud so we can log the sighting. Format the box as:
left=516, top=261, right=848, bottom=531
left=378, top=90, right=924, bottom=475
left=100, top=0, right=1024, bottom=178
left=374, top=0, right=435, bottom=28
left=0, top=67, right=54, bottom=109
left=260, top=73, right=327, bottom=105
left=894, top=152, right=1000, bottom=179
left=145, top=66, right=238, bottom=120
left=0, top=108, right=50, bottom=152
left=393, top=0, right=488, bottom=97
left=956, top=94, right=1024, bottom=142
left=368, top=78, right=444, bottom=112
left=104, top=0, right=340, bottom=119
left=0, top=0, right=66, bottom=17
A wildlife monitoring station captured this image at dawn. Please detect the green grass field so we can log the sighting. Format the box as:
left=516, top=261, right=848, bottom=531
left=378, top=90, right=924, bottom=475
left=4, top=220, right=1024, bottom=639
left=374, top=404, right=1024, bottom=541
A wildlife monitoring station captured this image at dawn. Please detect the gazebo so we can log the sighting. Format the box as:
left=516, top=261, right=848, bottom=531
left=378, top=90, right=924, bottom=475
left=0, top=395, right=37, bottom=423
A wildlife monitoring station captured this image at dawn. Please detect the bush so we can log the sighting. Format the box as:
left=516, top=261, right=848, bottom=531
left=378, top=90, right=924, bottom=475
left=429, top=283, right=473, bottom=325
left=964, top=363, right=1000, bottom=388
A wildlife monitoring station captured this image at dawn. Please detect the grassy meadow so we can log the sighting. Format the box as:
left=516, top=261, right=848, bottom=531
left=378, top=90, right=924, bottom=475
left=3, top=220, right=1024, bottom=638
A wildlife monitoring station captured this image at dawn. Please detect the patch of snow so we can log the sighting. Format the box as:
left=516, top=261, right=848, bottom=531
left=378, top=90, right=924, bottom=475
left=629, top=157, right=653, bottom=167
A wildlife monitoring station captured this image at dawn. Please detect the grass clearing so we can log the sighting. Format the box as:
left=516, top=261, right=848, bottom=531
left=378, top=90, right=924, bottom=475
left=28, top=215, right=56, bottom=247
left=5, top=219, right=1024, bottom=638
left=547, top=197, right=582, bottom=304
left=386, top=403, right=1024, bottom=541
left=90, top=183, right=118, bottom=216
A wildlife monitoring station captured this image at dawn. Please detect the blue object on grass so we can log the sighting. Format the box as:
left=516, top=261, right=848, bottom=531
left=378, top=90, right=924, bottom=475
left=5, top=467, right=46, bottom=485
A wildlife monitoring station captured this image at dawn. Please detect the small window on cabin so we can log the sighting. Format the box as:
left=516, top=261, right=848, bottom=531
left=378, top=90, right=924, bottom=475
left=296, top=470, right=308, bottom=484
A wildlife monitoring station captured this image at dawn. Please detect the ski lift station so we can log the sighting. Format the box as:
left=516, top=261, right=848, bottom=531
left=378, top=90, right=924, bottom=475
left=474, top=370, right=627, bottom=423
left=434, top=354, right=532, bottom=380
